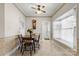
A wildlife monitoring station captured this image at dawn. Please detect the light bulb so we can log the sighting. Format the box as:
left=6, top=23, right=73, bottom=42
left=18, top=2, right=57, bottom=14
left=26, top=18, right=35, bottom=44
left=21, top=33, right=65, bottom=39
left=37, top=11, right=42, bottom=14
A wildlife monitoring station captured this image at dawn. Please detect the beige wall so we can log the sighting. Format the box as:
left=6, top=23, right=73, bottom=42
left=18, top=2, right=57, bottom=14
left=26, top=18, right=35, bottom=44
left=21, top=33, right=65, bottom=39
left=0, top=4, right=5, bottom=55
left=5, top=4, right=26, bottom=37
left=77, top=4, right=79, bottom=55
left=0, top=4, right=26, bottom=55
left=4, top=4, right=26, bottom=55
left=0, top=4, right=4, bottom=38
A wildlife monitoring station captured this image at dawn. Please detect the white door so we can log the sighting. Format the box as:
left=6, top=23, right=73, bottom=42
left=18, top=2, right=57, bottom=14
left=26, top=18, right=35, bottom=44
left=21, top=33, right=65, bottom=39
left=41, top=21, right=50, bottom=40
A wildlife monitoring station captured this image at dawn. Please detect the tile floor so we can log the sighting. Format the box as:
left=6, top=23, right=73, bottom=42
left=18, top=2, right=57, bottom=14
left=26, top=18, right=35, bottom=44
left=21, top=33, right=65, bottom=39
left=12, top=39, right=75, bottom=56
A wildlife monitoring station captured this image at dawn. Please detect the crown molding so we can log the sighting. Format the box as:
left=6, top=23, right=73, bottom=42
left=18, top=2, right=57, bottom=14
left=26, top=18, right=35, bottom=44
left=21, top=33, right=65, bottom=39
left=13, top=3, right=26, bottom=17
left=52, top=3, right=65, bottom=18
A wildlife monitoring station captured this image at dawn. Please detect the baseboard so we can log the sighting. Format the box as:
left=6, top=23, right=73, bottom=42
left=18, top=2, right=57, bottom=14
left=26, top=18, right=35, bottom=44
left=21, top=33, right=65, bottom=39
left=5, top=45, right=19, bottom=56
left=44, top=38, right=49, bottom=40
left=53, top=39, right=77, bottom=55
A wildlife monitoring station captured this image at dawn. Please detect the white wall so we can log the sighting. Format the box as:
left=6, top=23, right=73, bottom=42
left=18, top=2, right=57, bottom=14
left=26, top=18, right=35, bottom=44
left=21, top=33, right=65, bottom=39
left=25, top=16, right=51, bottom=39
left=0, top=4, right=4, bottom=38
left=5, top=4, right=26, bottom=37
left=0, top=3, right=27, bottom=55
left=52, top=3, right=76, bottom=50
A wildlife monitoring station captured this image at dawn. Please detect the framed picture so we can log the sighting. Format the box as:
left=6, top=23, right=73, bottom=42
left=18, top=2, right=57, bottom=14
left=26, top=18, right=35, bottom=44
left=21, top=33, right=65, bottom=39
left=32, top=19, right=36, bottom=29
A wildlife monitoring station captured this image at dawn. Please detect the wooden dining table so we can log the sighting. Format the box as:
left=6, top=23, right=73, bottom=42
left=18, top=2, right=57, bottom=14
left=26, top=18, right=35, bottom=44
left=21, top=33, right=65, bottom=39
left=22, top=35, right=37, bottom=53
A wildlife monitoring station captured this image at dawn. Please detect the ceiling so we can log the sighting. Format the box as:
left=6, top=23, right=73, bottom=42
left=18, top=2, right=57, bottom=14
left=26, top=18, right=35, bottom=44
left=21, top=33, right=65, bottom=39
left=14, top=3, right=63, bottom=17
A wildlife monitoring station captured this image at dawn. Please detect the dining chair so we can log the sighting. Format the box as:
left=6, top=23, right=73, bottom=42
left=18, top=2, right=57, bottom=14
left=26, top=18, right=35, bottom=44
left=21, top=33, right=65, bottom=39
left=18, top=34, right=24, bottom=53
left=18, top=34, right=34, bottom=56
left=35, top=34, right=40, bottom=49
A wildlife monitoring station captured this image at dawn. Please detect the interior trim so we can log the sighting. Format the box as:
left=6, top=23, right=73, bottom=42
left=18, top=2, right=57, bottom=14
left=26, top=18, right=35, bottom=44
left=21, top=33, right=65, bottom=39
left=53, top=39, right=77, bottom=55
left=52, top=3, right=65, bottom=18
left=5, top=45, right=19, bottom=56
left=0, top=35, right=18, bottom=39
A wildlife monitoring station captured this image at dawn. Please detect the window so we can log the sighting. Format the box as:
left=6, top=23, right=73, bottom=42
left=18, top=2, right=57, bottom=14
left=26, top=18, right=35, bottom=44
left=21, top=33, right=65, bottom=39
left=53, top=8, right=76, bottom=49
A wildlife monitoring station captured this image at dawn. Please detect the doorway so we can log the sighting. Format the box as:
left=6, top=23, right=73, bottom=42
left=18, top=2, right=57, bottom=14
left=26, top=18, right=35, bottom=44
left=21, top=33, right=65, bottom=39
left=41, top=21, right=51, bottom=40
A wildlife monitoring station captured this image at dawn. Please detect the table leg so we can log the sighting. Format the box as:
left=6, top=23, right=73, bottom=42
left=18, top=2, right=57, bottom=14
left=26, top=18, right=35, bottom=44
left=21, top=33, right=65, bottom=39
left=33, top=40, right=36, bottom=53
